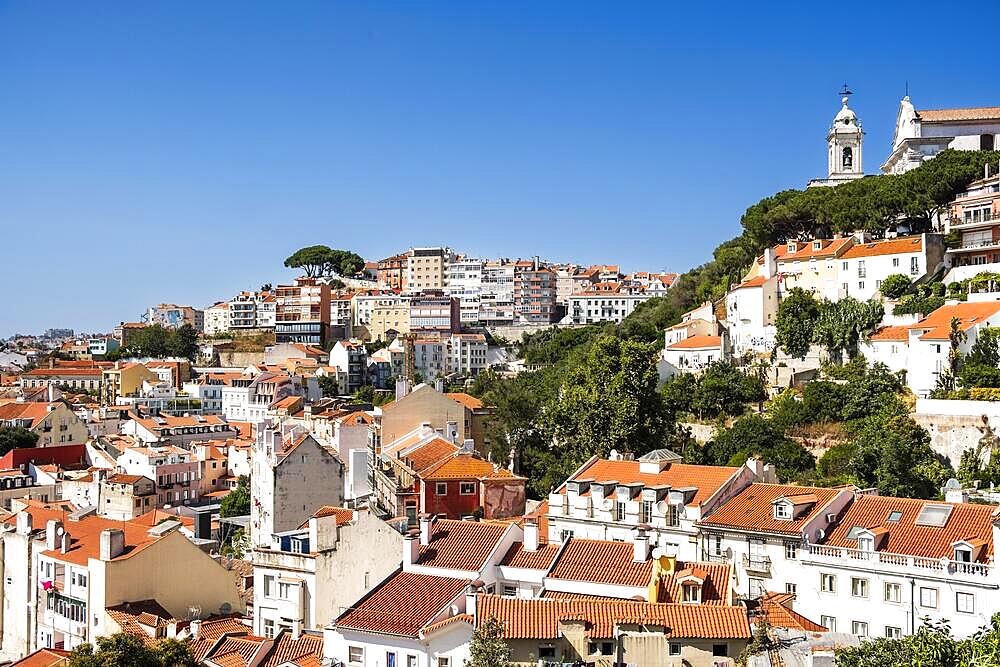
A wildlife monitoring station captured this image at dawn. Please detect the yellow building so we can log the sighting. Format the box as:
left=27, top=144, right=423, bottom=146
left=101, top=362, right=159, bottom=406
left=743, top=237, right=854, bottom=301
left=369, top=302, right=411, bottom=342
left=0, top=401, right=90, bottom=447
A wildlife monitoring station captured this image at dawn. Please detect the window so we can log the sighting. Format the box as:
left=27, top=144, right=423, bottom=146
left=911, top=256, right=919, bottom=275
left=820, top=573, right=836, bottom=593
left=919, top=587, right=938, bottom=609
left=785, top=583, right=797, bottom=595
left=859, top=281, right=865, bottom=291
left=682, top=583, right=700, bottom=603
left=821, top=616, right=837, bottom=632
left=538, top=645, right=556, bottom=658
left=348, top=646, right=364, bottom=664
left=263, top=575, right=274, bottom=598
left=278, top=581, right=292, bottom=600
left=407, top=657, right=417, bottom=667
left=885, top=582, right=901, bottom=603
left=851, top=577, right=869, bottom=598
left=640, top=500, right=653, bottom=524
left=842, top=261, right=848, bottom=271
left=669, top=643, right=681, bottom=656
left=667, top=504, right=681, bottom=526
left=436, top=482, right=448, bottom=495
left=887, top=510, right=903, bottom=523
left=773, top=503, right=791, bottom=520
left=957, top=592, right=975, bottom=614
left=501, top=584, right=517, bottom=597
left=386, top=652, right=396, bottom=667
left=263, top=619, right=275, bottom=639
left=459, top=482, right=476, bottom=495
left=784, top=542, right=798, bottom=559
left=712, top=644, right=728, bottom=657
left=886, top=626, right=902, bottom=639
left=857, top=535, right=874, bottom=552
left=852, top=621, right=869, bottom=637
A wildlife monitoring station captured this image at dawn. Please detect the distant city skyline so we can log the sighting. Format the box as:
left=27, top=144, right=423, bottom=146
left=3, top=1, right=1000, bottom=336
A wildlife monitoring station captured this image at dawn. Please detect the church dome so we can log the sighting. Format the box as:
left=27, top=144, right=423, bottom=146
left=834, top=96, right=858, bottom=127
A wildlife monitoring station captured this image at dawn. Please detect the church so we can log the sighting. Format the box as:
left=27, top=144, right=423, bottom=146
left=807, top=93, right=865, bottom=188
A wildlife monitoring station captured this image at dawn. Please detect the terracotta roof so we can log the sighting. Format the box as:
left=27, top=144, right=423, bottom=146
left=11, top=649, right=70, bottom=667
left=666, top=335, right=722, bottom=350
left=547, top=539, right=652, bottom=587
left=401, top=437, right=460, bottom=472
left=0, top=402, right=58, bottom=428
left=700, top=484, right=844, bottom=536
left=205, top=636, right=266, bottom=667
left=868, top=325, right=911, bottom=342
left=917, top=106, right=1000, bottom=123
left=769, top=237, right=853, bottom=261
left=415, top=519, right=510, bottom=570
left=446, top=392, right=484, bottom=410
left=499, top=542, right=562, bottom=570
left=421, top=613, right=473, bottom=637
left=106, top=600, right=174, bottom=646
left=734, top=276, right=768, bottom=289
left=841, top=236, right=922, bottom=259
left=419, top=453, right=520, bottom=481
left=566, top=458, right=741, bottom=508
left=335, top=571, right=469, bottom=637
left=129, top=508, right=195, bottom=529
left=656, top=561, right=731, bottom=605
left=260, top=631, right=323, bottom=667
left=911, top=301, right=1000, bottom=340
left=476, top=595, right=751, bottom=640
left=822, top=494, right=996, bottom=560
left=105, top=473, right=148, bottom=485
left=758, top=592, right=827, bottom=632
left=298, top=506, right=354, bottom=529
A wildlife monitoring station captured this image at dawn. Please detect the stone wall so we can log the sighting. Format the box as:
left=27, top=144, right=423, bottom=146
left=911, top=399, right=1000, bottom=468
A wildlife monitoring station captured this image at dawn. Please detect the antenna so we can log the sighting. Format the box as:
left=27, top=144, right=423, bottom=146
left=840, top=83, right=853, bottom=97
left=905, top=80, right=909, bottom=98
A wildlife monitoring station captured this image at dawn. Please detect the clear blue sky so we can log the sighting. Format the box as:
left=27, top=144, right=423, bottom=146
left=3, top=1, right=999, bottom=336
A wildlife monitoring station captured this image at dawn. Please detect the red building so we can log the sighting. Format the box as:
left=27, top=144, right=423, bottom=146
left=419, top=452, right=526, bottom=519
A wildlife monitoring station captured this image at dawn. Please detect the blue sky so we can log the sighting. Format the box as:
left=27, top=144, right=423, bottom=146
left=3, top=1, right=999, bottom=336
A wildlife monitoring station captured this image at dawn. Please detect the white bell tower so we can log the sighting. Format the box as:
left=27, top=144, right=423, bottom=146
left=809, top=85, right=865, bottom=187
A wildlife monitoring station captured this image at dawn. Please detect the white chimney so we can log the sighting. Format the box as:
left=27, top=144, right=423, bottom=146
left=46, top=520, right=62, bottom=551
left=419, top=514, right=433, bottom=546
left=523, top=519, right=539, bottom=552
left=466, top=583, right=479, bottom=616
left=189, top=619, right=202, bottom=639
left=99, top=528, right=126, bottom=561
left=633, top=529, right=650, bottom=563
left=16, top=512, right=33, bottom=535
left=762, top=247, right=777, bottom=280
left=403, top=533, right=420, bottom=567
left=945, top=486, right=969, bottom=504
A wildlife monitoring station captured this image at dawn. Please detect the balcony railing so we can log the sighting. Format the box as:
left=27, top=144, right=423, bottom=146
left=742, top=554, right=772, bottom=575
left=806, top=544, right=993, bottom=578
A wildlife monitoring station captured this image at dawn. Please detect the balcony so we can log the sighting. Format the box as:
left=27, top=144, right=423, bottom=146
left=742, top=554, right=771, bottom=575
left=804, top=544, right=994, bottom=582
left=951, top=213, right=998, bottom=232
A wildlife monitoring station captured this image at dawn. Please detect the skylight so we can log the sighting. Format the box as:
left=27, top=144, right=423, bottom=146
left=915, top=504, right=953, bottom=528
left=845, top=526, right=865, bottom=540
left=887, top=511, right=903, bottom=523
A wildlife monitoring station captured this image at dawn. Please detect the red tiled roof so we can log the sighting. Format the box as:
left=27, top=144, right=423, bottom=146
left=0, top=402, right=57, bottom=429
left=666, top=335, right=722, bottom=350
left=106, top=600, right=174, bottom=646
left=656, top=561, right=731, bottom=605
left=841, top=236, right=922, bottom=259
left=734, top=276, right=768, bottom=289
left=22, top=368, right=103, bottom=376
left=499, top=542, right=562, bottom=570
left=476, top=595, right=751, bottom=640
left=401, top=437, right=460, bottom=473
left=822, top=494, right=996, bottom=560
left=567, top=459, right=741, bottom=508
left=758, top=592, right=826, bottom=632
left=911, top=302, right=1000, bottom=340
left=917, top=107, right=1000, bottom=123
left=419, top=453, right=520, bottom=481
left=700, top=484, right=844, bottom=536
left=260, top=631, right=324, bottom=667
left=547, top=539, right=652, bottom=587
left=336, top=571, right=469, bottom=637
left=769, top=237, right=853, bottom=261
left=11, top=649, right=70, bottom=667
left=415, top=519, right=509, bottom=571
left=421, top=613, right=473, bottom=637
left=299, top=506, right=354, bottom=529
left=445, top=393, right=484, bottom=410
left=868, top=325, right=910, bottom=342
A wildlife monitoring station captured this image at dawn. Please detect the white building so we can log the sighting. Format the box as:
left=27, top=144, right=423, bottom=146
left=808, top=92, right=865, bottom=188
left=222, top=370, right=301, bottom=423
left=859, top=325, right=910, bottom=375
left=544, top=450, right=767, bottom=561
left=479, top=261, right=515, bottom=325
left=328, top=340, right=368, bottom=393
left=445, top=256, right=484, bottom=325
left=203, top=302, right=230, bottom=335
left=725, top=268, right=778, bottom=357
left=661, top=335, right=724, bottom=377
left=905, top=301, right=1000, bottom=397
left=837, top=234, right=944, bottom=302
left=882, top=97, right=1000, bottom=174
left=566, top=284, right=653, bottom=325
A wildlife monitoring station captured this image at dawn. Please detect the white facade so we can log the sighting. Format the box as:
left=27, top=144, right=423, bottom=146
left=905, top=302, right=1000, bottom=397
left=808, top=94, right=864, bottom=188
left=725, top=277, right=777, bottom=356
left=479, top=261, right=515, bottom=324
left=661, top=336, right=724, bottom=377
left=445, top=256, right=484, bottom=325
left=566, top=289, right=653, bottom=325
left=882, top=96, right=1000, bottom=174
left=837, top=235, right=938, bottom=302
left=203, top=303, right=230, bottom=335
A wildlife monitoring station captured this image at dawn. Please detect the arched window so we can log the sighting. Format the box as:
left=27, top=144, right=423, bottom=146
left=842, top=147, right=853, bottom=169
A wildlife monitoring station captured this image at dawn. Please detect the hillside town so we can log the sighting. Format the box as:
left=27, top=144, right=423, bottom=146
left=7, top=87, right=1000, bottom=667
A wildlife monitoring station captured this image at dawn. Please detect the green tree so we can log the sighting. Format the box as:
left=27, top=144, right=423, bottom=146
left=686, top=361, right=766, bottom=420
left=703, top=415, right=814, bottom=482
left=464, top=617, right=511, bottom=667
left=850, top=414, right=952, bottom=498
left=0, top=426, right=38, bottom=456
left=284, top=245, right=336, bottom=278
left=960, top=327, right=1000, bottom=388
left=220, top=475, right=251, bottom=517
left=775, top=288, right=820, bottom=359
left=811, top=298, right=884, bottom=362
left=317, top=374, right=340, bottom=397
left=68, top=633, right=197, bottom=667
left=834, top=615, right=1000, bottom=667
left=166, top=324, right=199, bottom=359
left=801, top=381, right=847, bottom=423
left=260, top=283, right=273, bottom=292
left=326, top=249, right=365, bottom=277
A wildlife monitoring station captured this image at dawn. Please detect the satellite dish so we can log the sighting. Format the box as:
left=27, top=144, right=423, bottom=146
left=816, top=528, right=826, bottom=540
left=724, top=547, right=733, bottom=559
left=219, top=603, right=233, bottom=615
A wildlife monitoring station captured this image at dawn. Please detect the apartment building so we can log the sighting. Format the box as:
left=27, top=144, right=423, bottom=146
left=725, top=260, right=779, bottom=356
left=98, top=474, right=157, bottom=520
left=145, top=304, right=203, bottom=331
left=274, top=278, right=331, bottom=347
left=222, top=370, right=301, bottom=424
left=368, top=298, right=411, bottom=342
left=123, top=413, right=240, bottom=445
left=86, top=338, right=119, bottom=359
left=116, top=445, right=201, bottom=506
left=350, top=290, right=405, bottom=328
left=0, top=402, right=90, bottom=448
left=376, top=253, right=408, bottom=291
left=0, top=506, right=242, bottom=658
left=20, top=368, right=103, bottom=393
left=203, top=302, right=230, bottom=335
left=101, top=362, right=159, bottom=406
left=329, top=292, right=353, bottom=340
left=945, top=171, right=1000, bottom=277
left=379, top=385, right=494, bottom=452
left=328, top=340, right=367, bottom=393
left=228, top=291, right=277, bottom=331
left=252, top=507, right=403, bottom=638
left=479, top=260, right=516, bottom=325
left=406, top=247, right=451, bottom=292
left=445, top=255, right=484, bottom=325
left=409, top=291, right=461, bottom=334
left=566, top=283, right=652, bottom=325
left=513, top=263, right=558, bottom=324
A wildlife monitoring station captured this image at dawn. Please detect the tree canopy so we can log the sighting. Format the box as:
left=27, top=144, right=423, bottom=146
left=0, top=426, right=38, bottom=456
left=835, top=616, right=1000, bottom=667
left=464, top=617, right=512, bottom=667
left=220, top=475, right=250, bottom=518
left=68, top=633, right=197, bottom=667
left=284, top=245, right=365, bottom=278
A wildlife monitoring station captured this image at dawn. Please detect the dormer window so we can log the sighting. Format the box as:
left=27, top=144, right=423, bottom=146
left=682, top=583, right=702, bottom=603
left=787, top=242, right=797, bottom=253
left=857, top=535, right=874, bottom=552
left=773, top=503, right=792, bottom=520
left=954, top=546, right=972, bottom=563
left=812, top=240, right=822, bottom=251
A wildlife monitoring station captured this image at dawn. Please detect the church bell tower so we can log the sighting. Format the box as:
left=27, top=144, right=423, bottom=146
left=809, top=85, right=864, bottom=187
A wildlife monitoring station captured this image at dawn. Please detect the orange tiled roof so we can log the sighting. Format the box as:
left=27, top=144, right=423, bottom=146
left=547, top=539, right=652, bottom=587
left=841, top=236, right=922, bottom=259
left=476, top=595, right=750, bottom=640
left=445, top=392, right=484, bottom=410
left=758, top=592, right=826, bottom=632
left=868, top=325, right=911, bottom=342
left=299, top=506, right=354, bottom=528
left=0, top=402, right=57, bottom=429
left=911, top=301, right=1000, bottom=340
left=11, top=649, right=70, bottom=667
left=769, top=237, right=853, bottom=261
left=699, top=483, right=843, bottom=536
left=415, top=519, right=509, bottom=570
left=734, top=276, right=768, bottom=289
left=335, top=571, right=469, bottom=637
left=499, top=541, right=562, bottom=570
left=22, top=368, right=102, bottom=377
left=822, top=494, right=996, bottom=560
left=260, top=631, right=323, bottom=667
left=106, top=600, right=174, bottom=646
left=656, top=561, right=731, bottom=605
left=917, top=106, right=1000, bottom=122
left=419, top=453, right=520, bottom=481
left=421, top=613, right=473, bottom=636
left=401, top=437, right=460, bottom=473
left=666, top=335, right=722, bottom=350
left=566, top=459, right=740, bottom=508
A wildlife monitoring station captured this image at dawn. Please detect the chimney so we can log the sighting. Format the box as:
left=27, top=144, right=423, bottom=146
left=46, top=519, right=62, bottom=551
left=47, top=383, right=56, bottom=403
left=395, top=378, right=411, bottom=401
left=523, top=519, right=539, bottom=552
left=466, top=582, right=480, bottom=616
left=16, top=511, right=33, bottom=535
left=762, top=247, right=777, bottom=280
left=419, top=514, right=433, bottom=546
left=60, top=531, right=71, bottom=554
left=99, top=528, right=126, bottom=561
left=945, top=485, right=969, bottom=505
left=189, top=619, right=202, bottom=639
left=434, top=378, right=444, bottom=393
left=403, top=533, right=420, bottom=567
left=633, top=529, right=650, bottom=563
left=445, top=421, right=458, bottom=443
left=291, top=620, right=302, bottom=641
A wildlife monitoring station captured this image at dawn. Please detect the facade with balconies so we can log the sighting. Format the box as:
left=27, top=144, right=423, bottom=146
left=945, top=172, right=1000, bottom=276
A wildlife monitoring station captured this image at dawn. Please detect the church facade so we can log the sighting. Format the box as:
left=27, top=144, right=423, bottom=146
left=882, top=96, right=1000, bottom=174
